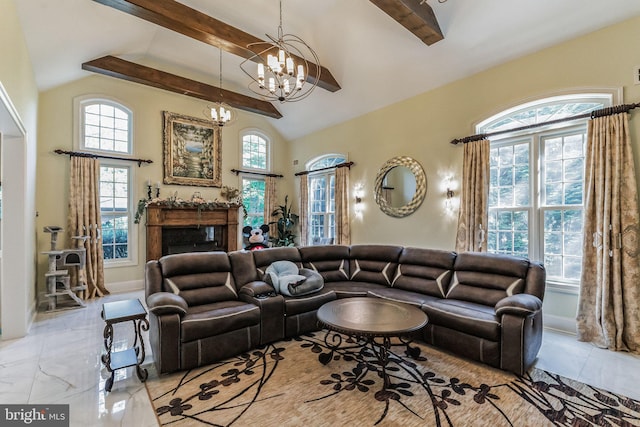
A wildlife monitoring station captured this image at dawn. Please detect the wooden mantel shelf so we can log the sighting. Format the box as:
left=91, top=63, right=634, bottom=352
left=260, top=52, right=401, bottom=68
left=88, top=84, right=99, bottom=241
left=146, top=204, right=239, bottom=261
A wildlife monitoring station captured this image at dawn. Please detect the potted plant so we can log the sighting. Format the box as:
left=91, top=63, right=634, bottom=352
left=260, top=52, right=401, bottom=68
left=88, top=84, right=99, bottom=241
left=269, top=195, right=299, bottom=247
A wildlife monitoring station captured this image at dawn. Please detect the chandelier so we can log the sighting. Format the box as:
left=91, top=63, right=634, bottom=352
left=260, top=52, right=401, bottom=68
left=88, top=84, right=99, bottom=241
left=240, top=0, right=320, bottom=103
left=205, top=49, right=236, bottom=127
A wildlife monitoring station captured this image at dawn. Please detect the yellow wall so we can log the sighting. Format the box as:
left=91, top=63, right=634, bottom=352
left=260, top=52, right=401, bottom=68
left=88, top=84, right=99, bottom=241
left=290, top=16, right=640, bottom=321
left=37, top=75, right=293, bottom=291
left=33, top=15, right=640, bottom=323
left=0, top=0, right=39, bottom=330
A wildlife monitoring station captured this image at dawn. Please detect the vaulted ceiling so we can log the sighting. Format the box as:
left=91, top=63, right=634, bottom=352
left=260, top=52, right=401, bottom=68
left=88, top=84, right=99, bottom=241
left=14, top=0, right=640, bottom=140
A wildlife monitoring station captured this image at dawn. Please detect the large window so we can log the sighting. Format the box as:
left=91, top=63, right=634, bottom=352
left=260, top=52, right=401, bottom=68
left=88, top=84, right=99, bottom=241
left=480, top=94, right=612, bottom=288
left=240, top=130, right=270, bottom=227
left=307, top=155, right=346, bottom=245
left=78, top=97, right=135, bottom=265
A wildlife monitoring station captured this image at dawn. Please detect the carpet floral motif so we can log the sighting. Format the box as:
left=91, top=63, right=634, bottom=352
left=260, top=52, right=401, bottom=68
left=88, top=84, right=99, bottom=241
left=148, top=332, right=640, bottom=426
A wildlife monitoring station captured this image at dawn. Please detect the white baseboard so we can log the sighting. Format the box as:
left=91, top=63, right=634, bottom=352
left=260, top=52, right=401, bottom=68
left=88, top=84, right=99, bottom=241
left=544, top=314, right=577, bottom=335
left=106, top=279, right=144, bottom=294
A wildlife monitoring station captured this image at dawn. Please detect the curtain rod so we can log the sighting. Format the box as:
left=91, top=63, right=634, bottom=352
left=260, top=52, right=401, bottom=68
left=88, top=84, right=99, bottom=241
left=230, top=168, right=283, bottom=178
left=294, top=161, right=354, bottom=176
left=450, top=102, right=640, bottom=145
left=53, top=149, right=153, bottom=166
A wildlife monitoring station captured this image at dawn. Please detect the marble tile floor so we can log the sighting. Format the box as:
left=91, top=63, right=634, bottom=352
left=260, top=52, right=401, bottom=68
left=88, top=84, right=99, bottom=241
left=1, top=290, right=639, bottom=426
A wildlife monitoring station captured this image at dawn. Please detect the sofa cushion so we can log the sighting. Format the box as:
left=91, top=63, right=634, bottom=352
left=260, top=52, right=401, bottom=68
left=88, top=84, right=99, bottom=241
left=181, top=301, right=261, bottom=343
left=299, top=245, right=350, bottom=282
left=393, top=247, right=456, bottom=298
left=349, top=245, right=403, bottom=286
left=422, top=299, right=500, bottom=341
left=446, top=252, right=530, bottom=306
left=367, top=288, right=441, bottom=308
left=283, top=288, right=337, bottom=316
left=323, top=280, right=388, bottom=298
left=159, top=252, right=238, bottom=307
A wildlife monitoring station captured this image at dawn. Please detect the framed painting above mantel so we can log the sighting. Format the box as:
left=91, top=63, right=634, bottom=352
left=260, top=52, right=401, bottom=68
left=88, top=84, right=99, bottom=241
left=163, top=111, right=222, bottom=187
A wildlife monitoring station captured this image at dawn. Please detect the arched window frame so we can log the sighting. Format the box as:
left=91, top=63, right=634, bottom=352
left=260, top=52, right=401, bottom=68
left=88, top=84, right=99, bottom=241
left=239, top=129, right=272, bottom=227
left=476, top=90, right=618, bottom=291
left=239, top=128, right=271, bottom=172
left=73, top=95, right=137, bottom=268
left=306, top=153, right=347, bottom=245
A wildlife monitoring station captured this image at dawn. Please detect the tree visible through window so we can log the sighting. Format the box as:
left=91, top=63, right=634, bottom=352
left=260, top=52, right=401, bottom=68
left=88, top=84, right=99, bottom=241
left=480, top=94, right=611, bottom=287
left=243, top=177, right=266, bottom=227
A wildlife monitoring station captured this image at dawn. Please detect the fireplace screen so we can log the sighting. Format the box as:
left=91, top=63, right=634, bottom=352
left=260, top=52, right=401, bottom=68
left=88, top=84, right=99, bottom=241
left=161, top=225, right=225, bottom=256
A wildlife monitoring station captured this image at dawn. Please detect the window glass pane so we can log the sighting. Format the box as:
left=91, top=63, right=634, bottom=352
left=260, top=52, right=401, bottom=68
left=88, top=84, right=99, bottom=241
left=82, top=102, right=130, bottom=154
left=241, top=134, right=268, bottom=170
left=242, top=177, right=266, bottom=227
left=99, top=165, right=131, bottom=261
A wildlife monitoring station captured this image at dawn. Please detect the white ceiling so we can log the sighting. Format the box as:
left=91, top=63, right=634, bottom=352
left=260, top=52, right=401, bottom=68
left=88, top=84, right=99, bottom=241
left=14, top=0, right=640, bottom=140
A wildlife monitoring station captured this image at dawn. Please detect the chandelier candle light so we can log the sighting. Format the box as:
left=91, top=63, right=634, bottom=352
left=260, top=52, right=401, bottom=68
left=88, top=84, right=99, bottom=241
left=205, top=49, right=236, bottom=127
left=241, top=0, right=320, bottom=103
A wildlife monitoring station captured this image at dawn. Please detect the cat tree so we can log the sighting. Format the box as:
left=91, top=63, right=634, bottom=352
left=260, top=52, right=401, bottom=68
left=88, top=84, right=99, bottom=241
left=42, top=226, right=88, bottom=311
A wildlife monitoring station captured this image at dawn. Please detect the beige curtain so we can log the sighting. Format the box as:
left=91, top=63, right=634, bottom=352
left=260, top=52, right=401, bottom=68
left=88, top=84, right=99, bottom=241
left=455, top=139, right=490, bottom=252
left=335, top=166, right=350, bottom=245
left=264, top=176, right=277, bottom=237
left=67, top=156, right=107, bottom=299
left=299, top=174, right=309, bottom=246
left=577, top=113, right=640, bottom=353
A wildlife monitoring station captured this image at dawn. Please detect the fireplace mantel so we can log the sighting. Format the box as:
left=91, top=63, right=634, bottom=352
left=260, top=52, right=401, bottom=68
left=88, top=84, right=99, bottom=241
left=145, top=204, right=239, bottom=261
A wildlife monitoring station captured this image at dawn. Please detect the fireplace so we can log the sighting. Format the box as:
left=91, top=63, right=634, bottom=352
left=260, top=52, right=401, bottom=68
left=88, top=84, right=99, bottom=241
left=145, top=204, right=239, bottom=261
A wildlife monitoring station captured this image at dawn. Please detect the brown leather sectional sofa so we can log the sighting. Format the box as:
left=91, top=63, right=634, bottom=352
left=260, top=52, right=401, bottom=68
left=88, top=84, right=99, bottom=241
left=145, top=244, right=545, bottom=376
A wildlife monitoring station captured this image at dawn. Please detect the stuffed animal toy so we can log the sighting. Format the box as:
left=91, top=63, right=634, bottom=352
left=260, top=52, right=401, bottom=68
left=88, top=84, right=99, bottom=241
left=242, top=224, right=270, bottom=251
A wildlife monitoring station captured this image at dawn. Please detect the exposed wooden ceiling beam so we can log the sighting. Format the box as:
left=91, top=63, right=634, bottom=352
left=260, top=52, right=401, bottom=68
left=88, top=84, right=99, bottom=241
left=82, top=56, right=282, bottom=119
left=369, top=0, right=444, bottom=46
left=92, top=0, right=341, bottom=92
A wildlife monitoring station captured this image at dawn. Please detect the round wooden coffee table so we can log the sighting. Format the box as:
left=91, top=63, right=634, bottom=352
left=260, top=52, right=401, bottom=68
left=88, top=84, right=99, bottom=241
left=317, top=297, right=428, bottom=390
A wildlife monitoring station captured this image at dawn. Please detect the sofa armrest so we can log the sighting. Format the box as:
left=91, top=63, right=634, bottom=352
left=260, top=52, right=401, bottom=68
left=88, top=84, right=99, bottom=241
left=495, top=294, right=542, bottom=317
left=239, top=281, right=276, bottom=298
left=147, top=292, right=188, bottom=316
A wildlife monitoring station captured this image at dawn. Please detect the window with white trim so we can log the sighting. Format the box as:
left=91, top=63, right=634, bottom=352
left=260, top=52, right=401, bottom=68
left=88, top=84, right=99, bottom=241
left=307, top=155, right=346, bottom=245
left=241, top=131, right=269, bottom=171
left=479, top=94, right=612, bottom=288
left=78, top=98, right=135, bottom=265
left=240, top=131, right=270, bottom=227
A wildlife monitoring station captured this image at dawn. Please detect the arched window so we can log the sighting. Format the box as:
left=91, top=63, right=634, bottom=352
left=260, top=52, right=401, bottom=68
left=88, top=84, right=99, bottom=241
left=240, top=130, right=271, bottom=227
left=76, top=97, right=136, bottom=266
left=307, top=154, right=347, bottom=245
left=478, top=92, right=614, bottom=288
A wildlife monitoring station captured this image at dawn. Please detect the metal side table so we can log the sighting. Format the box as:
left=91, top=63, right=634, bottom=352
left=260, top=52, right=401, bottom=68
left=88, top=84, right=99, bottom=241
left=101, top=299, right=149, bottom=392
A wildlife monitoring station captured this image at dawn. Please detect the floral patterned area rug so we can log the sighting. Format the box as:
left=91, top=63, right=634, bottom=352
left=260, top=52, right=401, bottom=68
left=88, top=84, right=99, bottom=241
left=146, top=332, right=640, bottom=426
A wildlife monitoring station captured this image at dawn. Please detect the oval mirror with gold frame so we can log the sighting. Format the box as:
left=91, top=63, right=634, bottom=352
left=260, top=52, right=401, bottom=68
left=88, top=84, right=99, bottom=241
left=374, top=156, right=427, bottom=218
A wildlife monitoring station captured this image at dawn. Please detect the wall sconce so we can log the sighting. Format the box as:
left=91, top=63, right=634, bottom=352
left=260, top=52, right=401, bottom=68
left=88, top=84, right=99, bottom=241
left=354, top=183, right=364, bottom=217
left=443, top=175, right=456, bottom=212
left=446, top=188, right=454, bottom=199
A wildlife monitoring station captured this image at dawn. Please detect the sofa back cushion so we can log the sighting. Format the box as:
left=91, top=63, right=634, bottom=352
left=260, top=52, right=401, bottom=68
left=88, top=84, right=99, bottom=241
left=229, top=250, right=259, bottom=287
left=252, top=247, right=302, bottom=276
left=299, top=245, right=350, bottom=282
left=393, top=247, right=456, bottom=297
left=447, top=252, right=530, bottom=306
left=159, top=252, right=237, bottom=306
left=349, top=245, right=403, bottom=286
